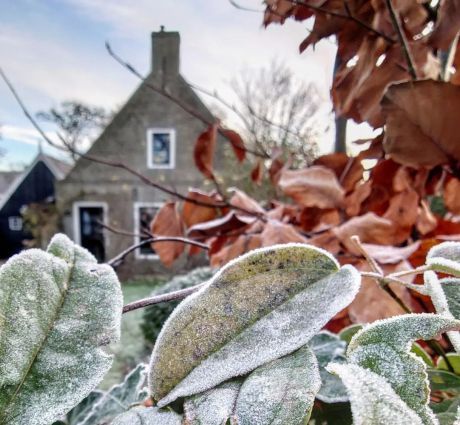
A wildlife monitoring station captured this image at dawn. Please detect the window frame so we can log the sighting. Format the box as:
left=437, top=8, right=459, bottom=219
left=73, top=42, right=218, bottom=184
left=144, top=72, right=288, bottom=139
left=8, top=216, right=23, bottom=231
left=72, top=201, right=109, bottom=247
left=133, top=202, right=163, bottom=260
left=146, top=128, right=176, bottom=169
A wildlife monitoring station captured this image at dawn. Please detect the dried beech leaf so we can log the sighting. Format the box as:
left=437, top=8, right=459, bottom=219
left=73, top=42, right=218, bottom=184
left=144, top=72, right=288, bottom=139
left=221, top=128, right=246, bottom=162
left=444, top=177, right=460, bottom=215
left=234, top=346, right=321, bottom=425
left=327, top=363, right=424, bottom=425
left=150, top=202, right=184, bottom=267
left=427, top=242, right=460, bottom=276
left=194, top=124, right=217, bottom=179
left=382, top=80, right=460, bottom=168
left=228, top=188, right=265, bottom=215
left=251, top=160, right=263, bottom=185
left=182, top=190, right=220, bottom=228
left=309, top=331, right=348, bottom=403
left=0, top=234, right=122, bottom=425
left=347, top=314, right=460, bottom=424
left=187, top=211, right=254, bottom=239
left=112, top=407, right=182, bottom=425
left=278, top=166, right=345, bottom=209
left=360, top=241, right=421, bottom=265
left=149, top=244, right=360, bottom=406
left=260, top=221, right=308, bottom=245
left=430, top=0, right=460, bottom=50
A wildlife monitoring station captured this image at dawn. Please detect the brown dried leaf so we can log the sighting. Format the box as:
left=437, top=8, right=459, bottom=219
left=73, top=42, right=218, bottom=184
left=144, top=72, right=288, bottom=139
left=194, top=124, right=217, bottom=179
left=344, top=180, right=372, bottom=217
left=229, top=188, right=265, bottom=216
left=313, top=153, right=363, bottom=193
left=182, top=190, right=220, bottom=228
left=430, top=0, right=460, bottom=50
left=333, top=212, right=395, bottom=254
left=382, top=80, right=460, bottom=167
left=278, top=166, right=345, bottom=209
left=298, top=207, right=341, bottom=232
left=210, top=234, right=262, bottom=268
left=251, top=160, right=263, bottom=185
left=260, top=221, right=308, bottom=246
left=360, top=241, right=421, bottom=265
left=187, top=211, right=254, bottom=239
left=150, top=202, right=185, bottom=267
left=416, top=200, right=437, bottom=235
left=221, top=128, right=246, bottom=162
left=444, top=176, right=460, bottom=215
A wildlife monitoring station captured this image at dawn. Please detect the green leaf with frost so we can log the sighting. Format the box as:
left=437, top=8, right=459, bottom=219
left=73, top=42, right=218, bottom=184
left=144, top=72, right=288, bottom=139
left=77, top=363, right=148, bottom=425
left=347, top=314, right=460, bottom=424
left=67, top=391, right=104, bottom=425
left=429, top=369, right=460, bottom=393
left=327, top=363, right=424, bottom=425
left=149, top=244, right=361, bottom=406
left=184, top=381, right=241, bottom=425
left=439, top=278, right=460, bottom=319
left=432, top=398, right=460, bottom=425
left=412, top=342, right=434, bottom=367
left=233, top=345, right=321, bottom=425
left=0, top=234, right=123, bottom=425
left=427, top=242, right=460, bottom=277
left=436, top=354, right=460, bottom=375
left=309, top=331, right=348, bottom=403
left=111, top=407, right=182, bottom=425
left=339, top=324, right=363, bottom=344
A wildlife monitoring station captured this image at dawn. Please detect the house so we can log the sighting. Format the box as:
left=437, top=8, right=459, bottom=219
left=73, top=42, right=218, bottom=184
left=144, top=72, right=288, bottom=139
left=0, top=153, right=71, bottom=258
left=56, top=28, right=225, bottom=275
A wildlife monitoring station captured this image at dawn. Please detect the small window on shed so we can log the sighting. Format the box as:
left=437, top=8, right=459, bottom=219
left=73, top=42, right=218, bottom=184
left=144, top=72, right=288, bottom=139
left=147, top=128, right=176, bottom=169
left=8, top=216, right=23, bottom=231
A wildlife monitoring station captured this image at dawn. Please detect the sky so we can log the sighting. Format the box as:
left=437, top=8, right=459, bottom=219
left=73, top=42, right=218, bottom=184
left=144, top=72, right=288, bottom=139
left=0, top=0, right=374, bottom=171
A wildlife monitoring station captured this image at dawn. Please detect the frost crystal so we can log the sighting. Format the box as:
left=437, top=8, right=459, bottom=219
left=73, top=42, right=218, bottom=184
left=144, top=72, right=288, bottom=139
left=327, top=363, right=424, bottom=425
left=347, top=313, right=460, bottom=424
left=150, top=243, right=360, bottom=406
left=0, top=234, right=123, bottom=425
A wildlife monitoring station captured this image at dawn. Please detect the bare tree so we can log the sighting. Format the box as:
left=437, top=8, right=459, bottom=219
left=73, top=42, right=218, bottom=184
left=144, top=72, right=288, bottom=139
left=230, top=60, right=323, bottom=166
left=36, top=101, right=109, bottom=161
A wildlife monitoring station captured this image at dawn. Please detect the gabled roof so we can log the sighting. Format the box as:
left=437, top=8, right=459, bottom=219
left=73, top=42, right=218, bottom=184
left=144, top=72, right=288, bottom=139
left=0, top=153, right=72, bottom=211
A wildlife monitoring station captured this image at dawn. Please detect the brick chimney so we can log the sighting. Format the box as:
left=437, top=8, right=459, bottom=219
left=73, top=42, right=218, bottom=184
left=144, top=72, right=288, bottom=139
left=151, top=26, right=180, bottom=77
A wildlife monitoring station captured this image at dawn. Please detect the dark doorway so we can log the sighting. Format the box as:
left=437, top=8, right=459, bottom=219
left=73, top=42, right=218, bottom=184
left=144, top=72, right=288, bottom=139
left=77, top=206, right=105, bottom=262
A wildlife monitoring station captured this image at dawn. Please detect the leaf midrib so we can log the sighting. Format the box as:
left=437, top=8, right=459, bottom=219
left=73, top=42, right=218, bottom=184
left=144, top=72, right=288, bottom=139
left=0, top=249, right=76, bottom=424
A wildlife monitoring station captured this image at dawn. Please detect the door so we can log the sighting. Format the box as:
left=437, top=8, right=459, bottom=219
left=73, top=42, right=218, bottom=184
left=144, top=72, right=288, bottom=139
left=76, top=205, right=105, bottom=262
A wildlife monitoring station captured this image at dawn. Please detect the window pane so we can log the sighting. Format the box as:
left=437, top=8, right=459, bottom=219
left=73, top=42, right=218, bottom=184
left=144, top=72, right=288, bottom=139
left=138, top=206, right=159, bottom=255
left=152, top=132, right=171, bottom=165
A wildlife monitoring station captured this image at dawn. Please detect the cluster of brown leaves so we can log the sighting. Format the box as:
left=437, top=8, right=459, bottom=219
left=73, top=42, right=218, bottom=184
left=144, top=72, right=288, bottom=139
left=149, top=0, right=460, bottom=328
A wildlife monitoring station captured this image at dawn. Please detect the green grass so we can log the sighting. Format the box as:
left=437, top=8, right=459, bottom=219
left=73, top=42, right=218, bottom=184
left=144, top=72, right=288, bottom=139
left=100, top=277, right=164, bottom=389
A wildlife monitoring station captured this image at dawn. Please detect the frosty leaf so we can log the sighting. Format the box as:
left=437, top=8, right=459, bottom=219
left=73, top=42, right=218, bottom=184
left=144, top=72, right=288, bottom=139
left=327, top=363, right=424, bottom=425
left=184, top=380, right=241, bottom=425
left=436, top=354, right=460, bottom=375
left=67, top=391, right=104, bottom=425
left=150, top=244, right=361, bottom=406
left=347, top=314, right=460, bottom=424
left=0, top=234, right=123, bottom=425
left=78, top=363, right=148, bottom=425
left=427, top=242, right=460, bottom=277
left=111, top=407, right=182, bottom=425
left=338, top=324, right=363, bottom=344
left=439, top=278, right=460, bottom=319
left=234, top=345, right=321, bottom=425
left=432, top=398, right=460, bottom=425
left=309, top=331, right=348, bottom=403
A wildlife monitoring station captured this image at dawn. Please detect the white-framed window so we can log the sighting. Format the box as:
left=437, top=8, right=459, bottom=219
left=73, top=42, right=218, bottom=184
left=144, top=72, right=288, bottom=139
left=147, top=128, right=176, bottom=169
left=8, top=216, right=23, bottom=231
left=134, top=202, right=163, bottom=259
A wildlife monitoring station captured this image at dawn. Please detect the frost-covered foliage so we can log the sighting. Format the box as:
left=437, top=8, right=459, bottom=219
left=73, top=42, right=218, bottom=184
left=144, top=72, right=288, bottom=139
left=3, top=236, right=460, bottom=424
left=0, top=234, right=122, bottom=425
left=141, top=267, right=213, bottom=345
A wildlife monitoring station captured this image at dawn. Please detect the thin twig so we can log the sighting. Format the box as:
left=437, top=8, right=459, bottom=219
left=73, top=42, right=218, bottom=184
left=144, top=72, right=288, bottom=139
left=108, top=237, right=209, bottom=268
left=385, top=0, right=418, bottom=80
left=105, top=42, right=268, bottom=159
left=350, top=235, right=383, bottom=275
left=122, top=282, right=206, bottom=313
